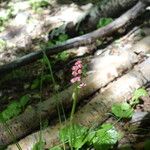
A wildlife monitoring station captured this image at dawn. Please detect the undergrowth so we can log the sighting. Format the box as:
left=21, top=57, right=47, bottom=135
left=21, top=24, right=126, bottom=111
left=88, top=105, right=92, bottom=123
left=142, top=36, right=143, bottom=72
left=0, top=16, right=149, bottom=150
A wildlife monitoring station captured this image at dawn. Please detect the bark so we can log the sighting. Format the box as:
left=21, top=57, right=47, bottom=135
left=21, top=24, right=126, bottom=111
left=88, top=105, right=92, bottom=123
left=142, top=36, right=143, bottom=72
left=7, top=57, right=150, bottom=150
left=0, top=1, right=147, bottom=75
left=78, top=0, right=138, bottom=32
left=0, top=29, right=149, bottom=147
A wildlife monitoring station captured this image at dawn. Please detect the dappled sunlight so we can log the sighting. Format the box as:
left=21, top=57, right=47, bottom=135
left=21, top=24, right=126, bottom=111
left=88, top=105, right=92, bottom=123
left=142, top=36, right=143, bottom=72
left=0, top=0, right=150, bottom=149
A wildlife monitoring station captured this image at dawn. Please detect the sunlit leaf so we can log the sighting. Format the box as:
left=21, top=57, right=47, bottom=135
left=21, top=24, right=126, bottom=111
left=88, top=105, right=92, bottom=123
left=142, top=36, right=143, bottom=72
left=59, top=124, right=88, bottom=149
left=130, top=88, right=148, bottom=105
left=112, top=102, right=134, bottom=118
left=93, top=123, right=120, bottom=150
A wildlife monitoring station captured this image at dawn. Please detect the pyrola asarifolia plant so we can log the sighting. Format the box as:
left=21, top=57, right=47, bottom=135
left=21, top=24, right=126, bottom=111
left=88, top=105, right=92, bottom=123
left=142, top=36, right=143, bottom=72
left=70, top=60, right=86, bottom=88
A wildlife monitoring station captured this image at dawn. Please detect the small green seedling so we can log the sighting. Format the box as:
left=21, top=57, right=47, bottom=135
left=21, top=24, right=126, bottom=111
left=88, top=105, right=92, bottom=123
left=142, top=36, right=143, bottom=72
left=92, top=123, right=121, bottom=150
left=130, top=87, right=148, bottom=106
left=111, top=102, right=134, bottom=119
left=59, top=123, right=89, bottom=149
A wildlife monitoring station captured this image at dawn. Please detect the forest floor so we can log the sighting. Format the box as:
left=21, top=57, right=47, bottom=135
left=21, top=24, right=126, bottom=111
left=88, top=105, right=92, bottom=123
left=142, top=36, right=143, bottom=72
left=0, top=0, right=150, bottom=150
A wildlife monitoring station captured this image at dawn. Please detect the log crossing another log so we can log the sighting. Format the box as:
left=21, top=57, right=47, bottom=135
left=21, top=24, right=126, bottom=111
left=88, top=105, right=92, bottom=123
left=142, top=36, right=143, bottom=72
left=0, top=1, right=147, bottom=75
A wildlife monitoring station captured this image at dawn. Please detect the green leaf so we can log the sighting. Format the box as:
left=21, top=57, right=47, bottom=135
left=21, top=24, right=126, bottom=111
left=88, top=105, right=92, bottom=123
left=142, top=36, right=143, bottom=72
left=32, top=141, right=45, bottom=150
left=19, top=95, right=30, bottom=107
left=130, top=88, right=148, bottom=105
left=86, top=130, right=96, bottom=144
left=31, top=79, right=40, bottom=89
left=49, top=146, right=62, bottom=150
left=112, top=102, right=134, bottom=119
left=93, top=123, right=120, bottom=150
left=97, top=18, right=113, bottom=28
left=0, top=101, right=21, bottom=122
left=59, top=124, right=88, bottom=149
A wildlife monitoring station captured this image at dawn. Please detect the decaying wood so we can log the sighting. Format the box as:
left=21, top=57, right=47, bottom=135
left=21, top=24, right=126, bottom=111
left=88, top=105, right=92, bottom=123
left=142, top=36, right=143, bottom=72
left=7, top=57, right=150, bottom=150
left=0, top=29, right=149, bottom=147
left=0, top=1, right=147, bottom=75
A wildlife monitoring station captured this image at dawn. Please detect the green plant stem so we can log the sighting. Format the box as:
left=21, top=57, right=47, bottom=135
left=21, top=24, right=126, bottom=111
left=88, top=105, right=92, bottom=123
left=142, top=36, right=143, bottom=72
left=69, top=86, right=78, bottom=150
left=42, top=51, right=66, bottom=150
left=38, top=68, right=44, bottom=149
left=70, top=88, right=78, bottom=122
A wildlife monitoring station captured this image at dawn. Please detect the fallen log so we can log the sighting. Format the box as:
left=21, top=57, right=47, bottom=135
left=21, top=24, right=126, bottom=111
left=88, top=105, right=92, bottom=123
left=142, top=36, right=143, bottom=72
left=0, top=0, right=138, bottom=66
left=0, top=29, right=148, bottom=147
left=7, top=57, right=150, bottom=150
left=0, top=1, right=147, bottom=75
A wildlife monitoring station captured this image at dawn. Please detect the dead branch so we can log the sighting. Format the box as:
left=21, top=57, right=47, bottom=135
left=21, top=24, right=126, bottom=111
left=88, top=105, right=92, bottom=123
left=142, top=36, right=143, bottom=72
left=0, top=1, right=147, bottom=75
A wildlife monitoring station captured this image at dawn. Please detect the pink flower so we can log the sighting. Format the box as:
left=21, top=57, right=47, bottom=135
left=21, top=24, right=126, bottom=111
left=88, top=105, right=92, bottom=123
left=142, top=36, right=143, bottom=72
left=75, top=76, right=81, bottom=82
left=72, top=66, right=78, bottom=71
left=70, top=60, right=86, bottom=88
left=77, top=64, right=82, bottom=69
left=77, top=69, right=82, bottom=74
left=72, top=71, right=78, bottom=76
left=70, top=78, right=76, bottom=83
